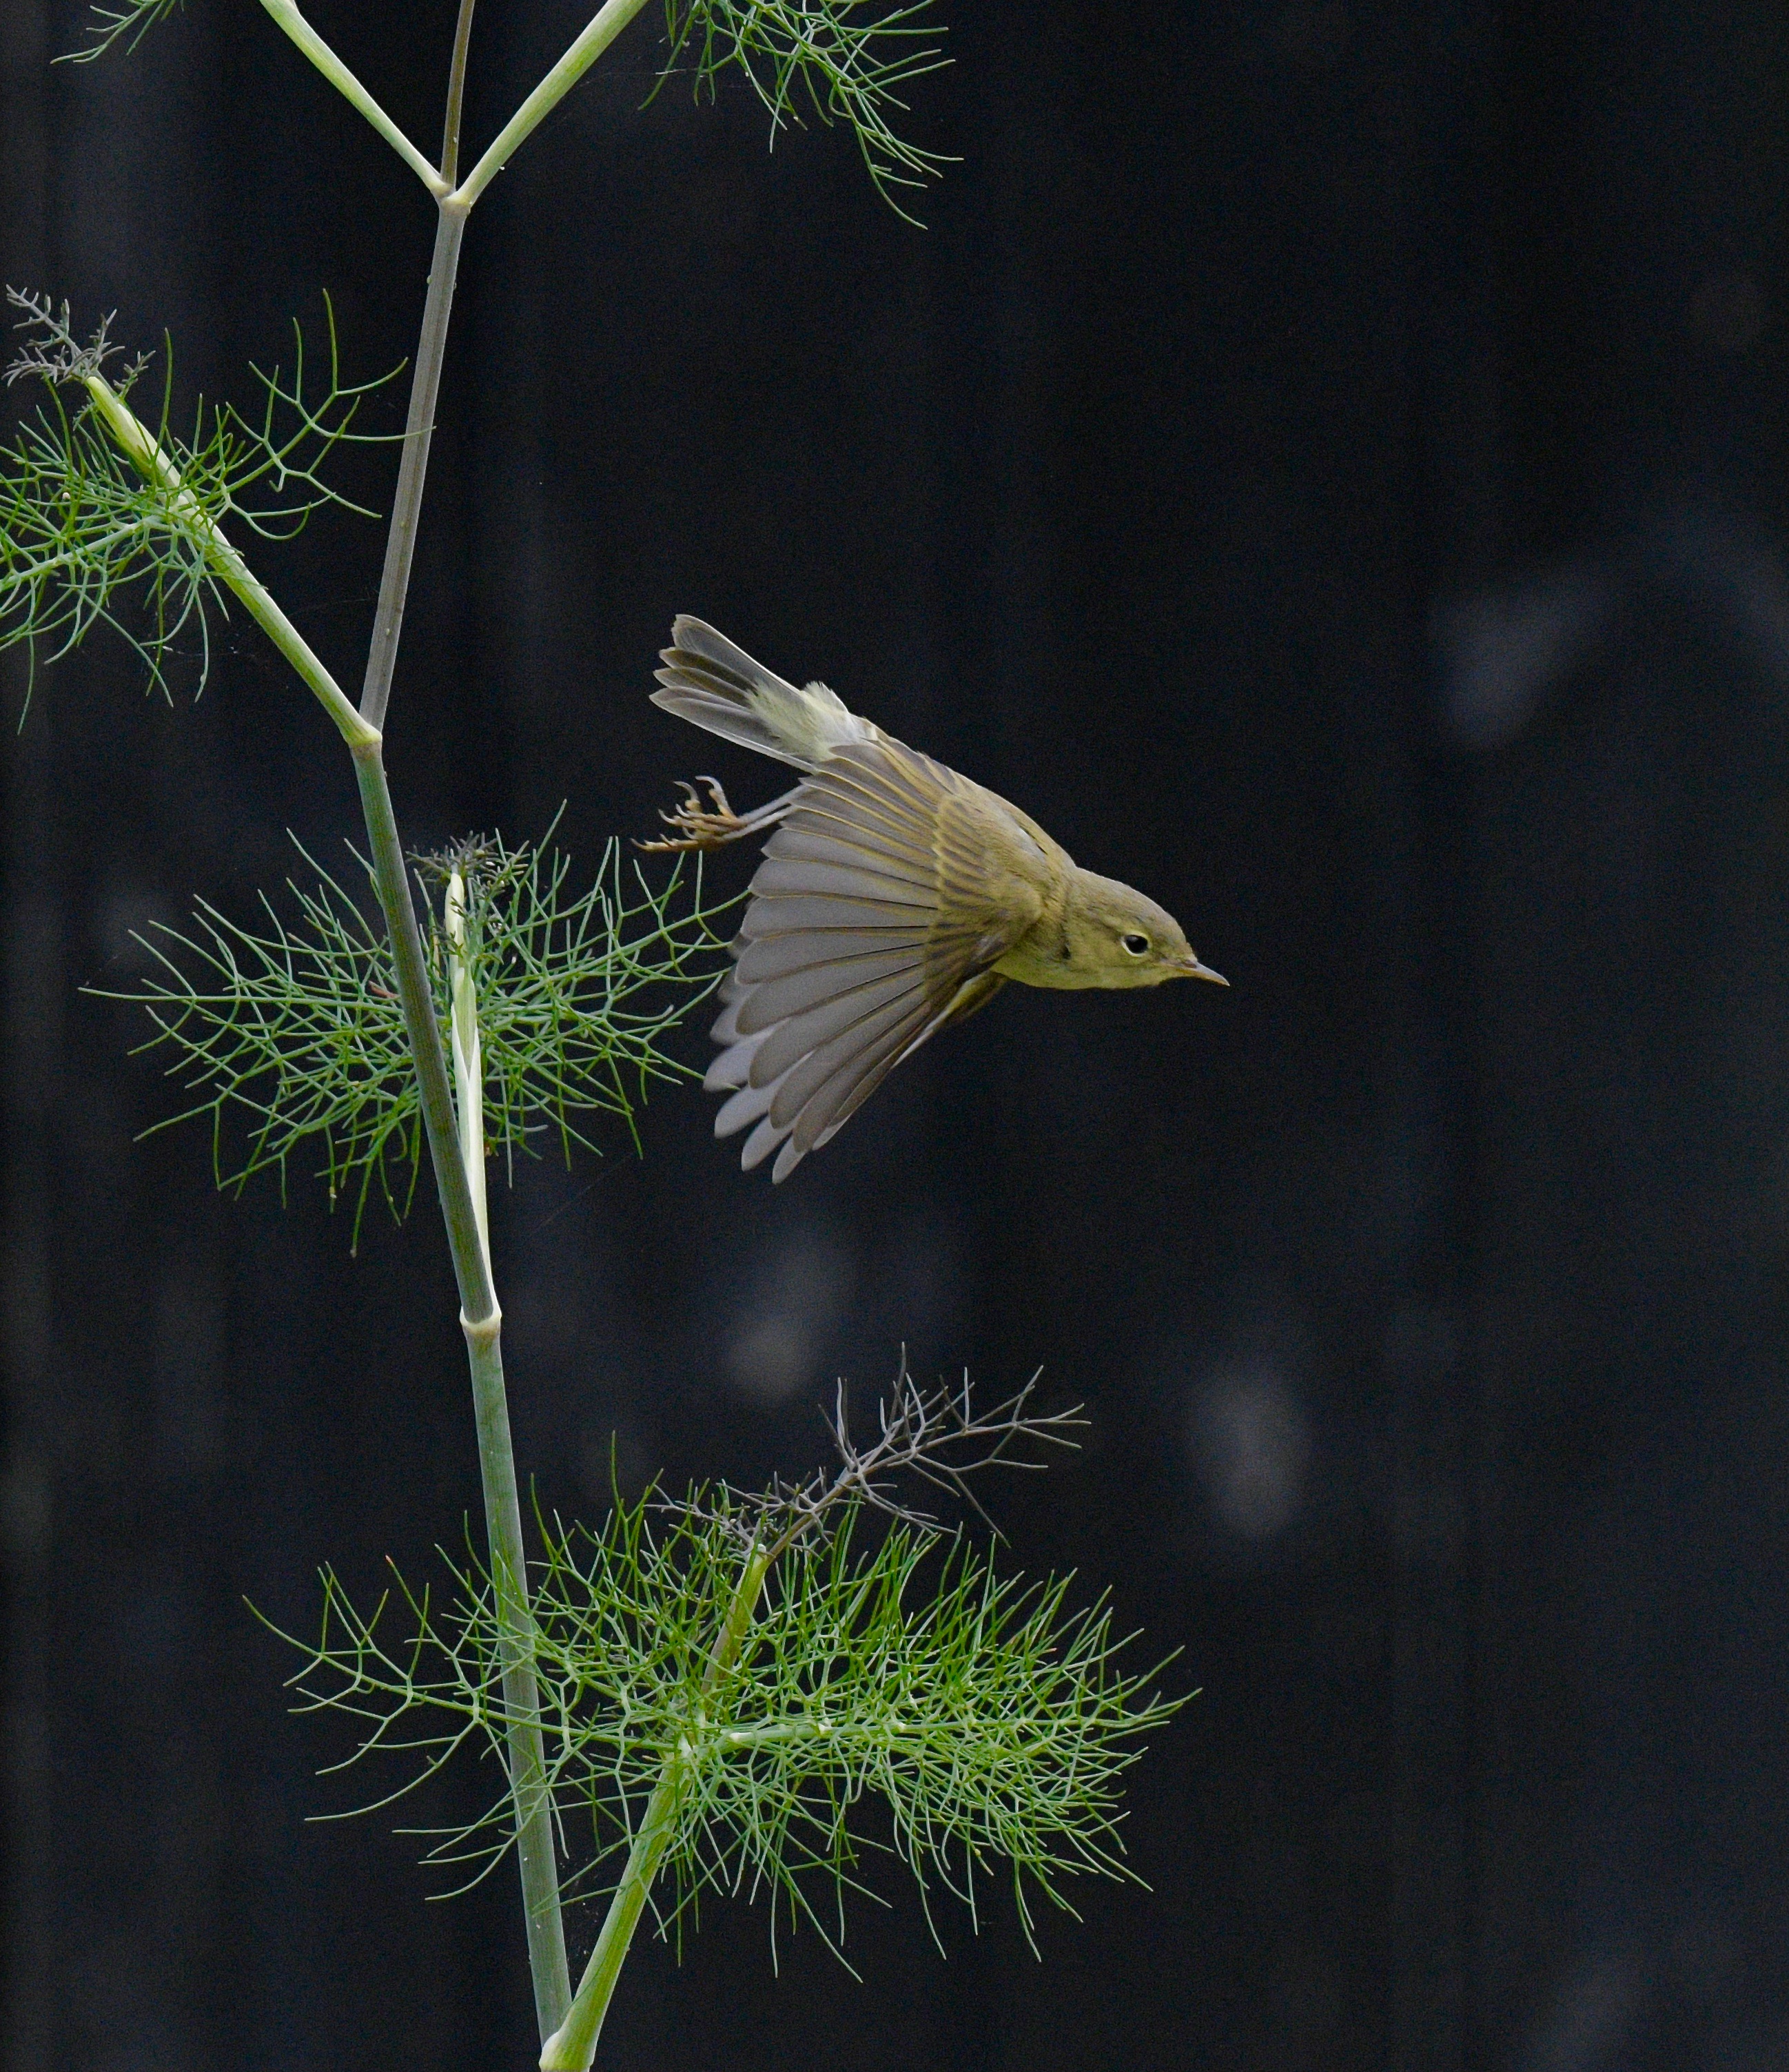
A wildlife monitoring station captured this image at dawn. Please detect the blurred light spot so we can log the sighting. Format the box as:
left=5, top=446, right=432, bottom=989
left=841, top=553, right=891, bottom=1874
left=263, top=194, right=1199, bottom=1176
left=1524, top=1951, right=1646, bottom=2072
left=1435, top=566, right=1616, bottom=748
left=726, top=1227, right=855, bottom=1407
left=1688, top=273, right=1766, bottom=357
left=726, top=1316, right=812, bottom=1405
left=96, top=883, right=176, bottom=973
left=1191, top=1367, right=1311, bottom=1542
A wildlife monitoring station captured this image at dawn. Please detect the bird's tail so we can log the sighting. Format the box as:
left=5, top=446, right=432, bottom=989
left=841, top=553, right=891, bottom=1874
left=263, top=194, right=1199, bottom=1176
left=652, top=617, right=877, bottom=772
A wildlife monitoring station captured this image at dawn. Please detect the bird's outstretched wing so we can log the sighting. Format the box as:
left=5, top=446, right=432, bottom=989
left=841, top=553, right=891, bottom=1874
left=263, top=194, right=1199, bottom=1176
left=707, top=737, right=1047, bottom=1181
left=652, top=616, right=877, bottom=771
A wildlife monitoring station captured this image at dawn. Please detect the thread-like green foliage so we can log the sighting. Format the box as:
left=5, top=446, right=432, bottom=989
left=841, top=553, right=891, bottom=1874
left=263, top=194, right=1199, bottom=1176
left=658, top=1, right=950, bottom=215
left=0, top=293, right=398, bottom=699
left=65, top=0, right=183, bottom=63
left=279, top=1488, right=1182, bottom=1957
left=266, top=1371, right=1185, bottom=1960
left=93, top=829, right=733, bottom=1245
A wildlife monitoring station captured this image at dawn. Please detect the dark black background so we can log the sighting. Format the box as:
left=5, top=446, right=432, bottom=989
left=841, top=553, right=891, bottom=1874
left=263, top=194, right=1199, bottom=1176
left=5, top=2, right=1789, bottom=2066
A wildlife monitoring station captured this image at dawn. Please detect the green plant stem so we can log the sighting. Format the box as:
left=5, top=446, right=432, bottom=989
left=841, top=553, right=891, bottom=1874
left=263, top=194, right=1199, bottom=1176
left=81, top=325, right=574, bottom=2038
left=540, top=1541, right=773, bottom=2072
left=339, top=47, right=580, bottom=2022
left=258, top=0, right=448, bottom=196
left=440, top=0, right=480, bottom=187
left=464, top=1309, right=571, bottom=2038
left=539, top=1765, right=685, bottom=2072
left=348, top=750, right=493, bottom=1318
left=358, top=198, right=467, bottom=730
left=453, top=0, right=655, bottom=209
left=350, top=741, right=571, bottom=2039
left=80, top=375, right=376, bottom=748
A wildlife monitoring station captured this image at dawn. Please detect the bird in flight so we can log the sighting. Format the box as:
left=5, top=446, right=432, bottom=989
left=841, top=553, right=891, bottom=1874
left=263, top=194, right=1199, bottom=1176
left=645, top=617, right=1226, bottom=1181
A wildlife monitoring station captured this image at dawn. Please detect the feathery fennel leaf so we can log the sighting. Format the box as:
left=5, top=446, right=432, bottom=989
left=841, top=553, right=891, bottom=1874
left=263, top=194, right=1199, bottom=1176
left=92, top=829, right=733, bottom=1245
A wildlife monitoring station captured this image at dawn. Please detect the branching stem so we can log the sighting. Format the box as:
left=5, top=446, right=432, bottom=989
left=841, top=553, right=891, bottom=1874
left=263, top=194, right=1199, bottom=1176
left=540, top=1542, right=773, bottom=2072
left=74, top=345, right=579, bottom=2023
left=453, top=0, right=655, bottom=209
left=258, top=0, right=449, bottom=196
left=46, top=0, right=957, bottom=2053
left=79, top=373, right=377, bottom=747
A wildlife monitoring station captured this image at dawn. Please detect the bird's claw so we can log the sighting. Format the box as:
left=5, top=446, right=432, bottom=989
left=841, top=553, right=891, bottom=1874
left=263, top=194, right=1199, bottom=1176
left=636, top=775, right=755, bottom=852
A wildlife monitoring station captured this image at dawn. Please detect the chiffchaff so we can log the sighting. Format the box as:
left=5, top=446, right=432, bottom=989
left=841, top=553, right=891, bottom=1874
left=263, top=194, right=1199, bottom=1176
left=646, top=617, right=1226, bottom=1181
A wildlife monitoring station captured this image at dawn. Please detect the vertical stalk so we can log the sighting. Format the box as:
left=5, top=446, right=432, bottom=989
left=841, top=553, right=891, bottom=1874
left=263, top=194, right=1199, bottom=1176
left=351, top=742, right=571, bottom=2038
left=540, top=1542, right=773, bottom=2072
left=347, top=30, right=569, bottom=2022
left=358, top=196, right=467, bottom=730
left=462, top=1313, right=569, bottom=2043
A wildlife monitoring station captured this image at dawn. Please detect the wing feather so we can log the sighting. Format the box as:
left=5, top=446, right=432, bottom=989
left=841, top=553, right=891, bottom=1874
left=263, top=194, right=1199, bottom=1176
left=740, top=891, right=934, bottom=936
left=753, top=969, right=932, bottom=1083
left=766, top=823, right=936, bottom=889
left=747, top=857, right=936, bottom=908
left=736, top=929, right=926, bottom=985
left=738, top=948, right=929, bottom=1032
left=715, top=1078, right=777, bottom=1134
left=790, top=786, right=931, bottom=853
left=708, top=737, right=1051, bottom=1180
left=710, top=989, right=745, bottom=1045
left=777, top=997, right=937, bottom=1140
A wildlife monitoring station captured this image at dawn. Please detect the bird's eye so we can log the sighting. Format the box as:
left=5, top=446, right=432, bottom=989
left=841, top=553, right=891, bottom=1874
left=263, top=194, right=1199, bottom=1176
left=1121, top=932, right=1150, bottom=956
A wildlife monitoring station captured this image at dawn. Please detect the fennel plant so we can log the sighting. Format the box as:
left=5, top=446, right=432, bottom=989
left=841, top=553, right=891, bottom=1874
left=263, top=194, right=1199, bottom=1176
left=0, top=6, right=1187, bottom=2067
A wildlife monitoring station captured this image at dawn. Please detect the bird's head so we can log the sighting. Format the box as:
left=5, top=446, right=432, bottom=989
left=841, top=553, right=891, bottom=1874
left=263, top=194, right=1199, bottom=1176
left=1064, top=870, right=1228, bottom=990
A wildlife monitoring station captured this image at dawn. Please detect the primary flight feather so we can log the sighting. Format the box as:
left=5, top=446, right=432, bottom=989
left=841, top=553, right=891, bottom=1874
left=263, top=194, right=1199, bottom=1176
left=647, top=617, right=1225, bottom=1182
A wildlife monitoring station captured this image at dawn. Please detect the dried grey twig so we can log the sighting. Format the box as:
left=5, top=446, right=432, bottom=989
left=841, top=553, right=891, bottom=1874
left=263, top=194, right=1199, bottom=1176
left=732, top=1360, right=1085, bottom=1548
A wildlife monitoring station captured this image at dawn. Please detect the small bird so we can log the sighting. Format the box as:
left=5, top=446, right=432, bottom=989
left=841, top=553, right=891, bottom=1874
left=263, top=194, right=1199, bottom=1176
left=646, top=617, right=1227, bottom=1181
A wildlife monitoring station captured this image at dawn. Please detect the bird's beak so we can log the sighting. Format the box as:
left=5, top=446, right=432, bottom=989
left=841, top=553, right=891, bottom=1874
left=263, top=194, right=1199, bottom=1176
left=1179, top=957, right=1229, bottom=985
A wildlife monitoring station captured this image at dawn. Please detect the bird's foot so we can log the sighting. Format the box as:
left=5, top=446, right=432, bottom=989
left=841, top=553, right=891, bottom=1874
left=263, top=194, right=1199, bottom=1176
left=637, top=777, right=757, bottom=852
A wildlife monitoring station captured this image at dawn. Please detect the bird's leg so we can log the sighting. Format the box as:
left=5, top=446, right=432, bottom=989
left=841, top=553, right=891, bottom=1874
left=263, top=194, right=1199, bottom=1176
left=637, top=777, right=799, bottom=852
